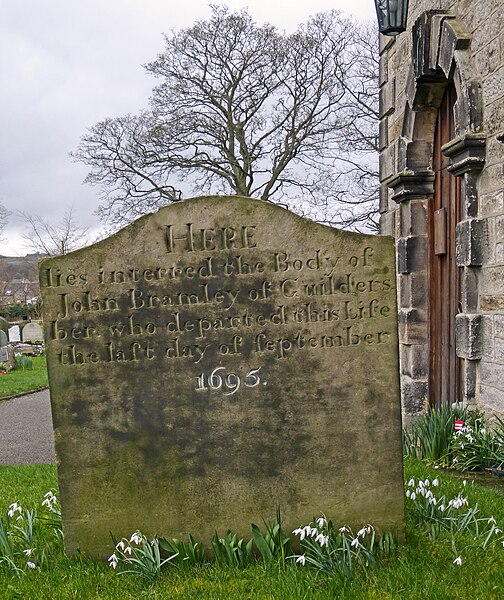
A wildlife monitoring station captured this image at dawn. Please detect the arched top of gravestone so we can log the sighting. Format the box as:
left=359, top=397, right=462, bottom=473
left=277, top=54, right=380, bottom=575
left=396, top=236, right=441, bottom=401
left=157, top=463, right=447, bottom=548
left=40, top=195, right=389, bottom=268
left=0, top=316, right=9, bottom=333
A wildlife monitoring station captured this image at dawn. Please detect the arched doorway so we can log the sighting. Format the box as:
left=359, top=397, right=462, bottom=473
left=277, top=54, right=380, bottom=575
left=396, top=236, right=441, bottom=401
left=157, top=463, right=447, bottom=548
left=429, top=83, right=461, bottom=406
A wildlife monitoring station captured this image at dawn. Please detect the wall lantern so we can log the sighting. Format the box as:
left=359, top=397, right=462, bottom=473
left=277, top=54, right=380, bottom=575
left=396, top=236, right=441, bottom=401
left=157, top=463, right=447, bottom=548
left=374, top=0, right=409, bottom=36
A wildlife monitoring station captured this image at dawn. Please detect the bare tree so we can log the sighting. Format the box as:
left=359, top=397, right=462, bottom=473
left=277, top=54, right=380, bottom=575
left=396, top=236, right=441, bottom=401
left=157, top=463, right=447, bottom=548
left=0, top=202, right=9, bottom=243
left=74, top=7, right=379, bottom=230
left=18, top=207, right=91, bottom=255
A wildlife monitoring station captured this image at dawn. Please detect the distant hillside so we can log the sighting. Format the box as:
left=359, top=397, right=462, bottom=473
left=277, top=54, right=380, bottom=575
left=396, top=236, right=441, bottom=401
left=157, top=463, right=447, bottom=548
left=0, top=254, right=45, bottom=281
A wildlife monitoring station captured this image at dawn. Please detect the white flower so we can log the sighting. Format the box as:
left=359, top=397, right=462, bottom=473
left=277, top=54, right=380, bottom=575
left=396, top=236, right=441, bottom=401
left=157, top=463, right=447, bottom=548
left=501, top=540, right=504, bottom=547
left=315, top=533, right=329, bottom=547
left=488, top=517, right=496, bottom=525
left=434, top=465, right=439, bottom=469
left=406, top=490, right=411, bottom=498
left=411, top=492, right=416, bottom=501
left=308, top=526, right=318, bottom=538
left=8, top=502, right=22, bottom=518
left=425, top=491, right=433, bottom=499
left=462, top=480, right=467, bottom=487
left=292, top=528, right=303, bottom=536
left=124, top=546, right=132, bottom=555
left=129, top=531, right=142, bottom=545
left=351, top=537, right=360, bottom=548
left=453, top=556, right=462, bottom=566
left=296, top=554, right=306, bottom=566
left=316, top=517, right=327, bottom=528
left=494, top=528, right=502, bottom=534
left=439, top=504, right=446, bottom=512
left=26, top=561, right=36, bottom=569
left=115, top=540, right=125, bottom=551
left=432, top=478, right=439, bottom=487
left=452, top=457, right=458, bottom=464
left=407, top=479, right=415, bottom=487
left=339, top=526, right=349, bottom=533
left=425, top=479, right=430, bottom=487
left=23, top=549, right=32, bottom=557
left=108, top=553, right=118, bottom=569
left=418, top=480, right=424, bottom=488
left=357, top=527, right=367, bottom=538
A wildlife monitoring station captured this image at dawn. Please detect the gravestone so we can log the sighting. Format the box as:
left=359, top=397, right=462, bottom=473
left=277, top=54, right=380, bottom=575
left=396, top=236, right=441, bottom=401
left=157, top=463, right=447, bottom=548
left=0, top=317, right=8, bottom=346
left=40, top=196, right=404, bottom=557
left=21, top=322, right=43, bottom=342
left=8, top=325, right=21, bottom=343
left=0, top=345, right=15, bottom=370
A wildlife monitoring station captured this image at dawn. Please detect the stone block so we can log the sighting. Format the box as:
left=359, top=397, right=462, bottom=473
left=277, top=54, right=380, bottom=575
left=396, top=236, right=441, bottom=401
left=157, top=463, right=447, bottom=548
left=399, top=308, right=427, bottom=345
left=459, top=267, right=479, bottom=313
left=480, top=295, right=504, bottom=311
left=495, top=337, right=504, bottom=362
left=480, top=361, right=504, bottom=391
left=455, top=313, right=483, bottom=360
left=483, top=65, right=504, bottom=105
left=480, top=190, right=503, bottom=218
left=401, top=378, right=429, bottom=422
left=481, top=265, right=504, bottom=294
left=379, top=78, right=396, bottom=118
left=400, top=343, right=429, bottom=379
left=494, top=315, right=504, bottom=338
left=397, top=236, right=428, bottom=274
left=456, top=219, right=487, bottom=266
left=481, top=315, right=495, bottom=359
left=39, top=195, right=404, bottom=557
left=479, top=385, right=504, bottom=418
left=379, top=118, right=389, bottom=152
left=461, top=359, right=477, bottom=403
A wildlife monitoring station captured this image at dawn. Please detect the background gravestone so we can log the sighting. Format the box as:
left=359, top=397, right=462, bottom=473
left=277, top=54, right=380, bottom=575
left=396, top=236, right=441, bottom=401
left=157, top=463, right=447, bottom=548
left=40, top=196, right=404, bottom=557
left=0, top=345, right=15, bottom=369
left=8, top=325, right=21, bottom=342
left=21, top=322, right=43, bottom=342
left=0, top=317, right=8, bottom=346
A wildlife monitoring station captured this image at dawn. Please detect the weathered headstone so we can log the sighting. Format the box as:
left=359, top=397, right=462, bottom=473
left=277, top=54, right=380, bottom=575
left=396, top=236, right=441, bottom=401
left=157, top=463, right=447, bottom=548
left=0, top=317, right=8, bottom=346
left=0, top=345, right=15, bottom=370
left=40, top=196, right=404, bottom=557
left=8, top=325, right=21, bottom=343
left=21, top=322, right=43, bottom=343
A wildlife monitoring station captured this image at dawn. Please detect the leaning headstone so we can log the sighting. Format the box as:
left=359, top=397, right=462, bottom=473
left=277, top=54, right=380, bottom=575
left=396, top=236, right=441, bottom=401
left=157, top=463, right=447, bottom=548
left=0, top=331, right=7, bottom=347
left=21, top=322, right=43, bottom=343
left=8, top=325, right=21, bottom=343
left=40, top=196, right=404, bottom=557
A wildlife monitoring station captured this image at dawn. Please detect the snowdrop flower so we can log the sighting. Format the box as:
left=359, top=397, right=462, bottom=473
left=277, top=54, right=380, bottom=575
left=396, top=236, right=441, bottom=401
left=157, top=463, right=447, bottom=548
left=124, top=546, right=133, bottom=555
left=26, top=561, right=36, bottom=569
left=501, top=540, right=504, bottom=547
left=488, top=517, right=496, bottom=525
left=42, top=491, right=57, bottom=509
left=308, top=526, right=318, bottom=538
left=407, top=479, right=415, bottom=487
left=108, top=553, right=118, bottom=569
left=425, top=479, right=430, bottom=487
left=130, top=531, right=142, bottom=545
left=23, top=549, right=32, bottom=557
left=425, top=490, right=433, bottom=499
left=296, top=554, right=306, bottom=566
left=357, top=527, right=367, bottom=538
left=339, top=526, right=349, bottom=533
left=453, top=556, right=462, bottom=566
left=316, top=533, right=329, bottom=547
left=8, top=502, right=22, bottom=518
left=406, top=490, right=411, bottom=498
left=439, top=504, right=446, bottom=512
left=293, top=527, right=303, bottom=536
left=463, top=480, right=467, bottom=487
left=432, top=478, right=439, bottom=487
left=351, top=537, right=360, bottom=548
left=316, top=517, right=327, bottom=528
left=418, top=480, right=424, bottom=489
left=411, top=492, right=417, bottom=501
left=494, top=528, right=502, bottom=534
left=115, top=540, right=125, bottom=551
left=452, top=457, right=458, bottom=464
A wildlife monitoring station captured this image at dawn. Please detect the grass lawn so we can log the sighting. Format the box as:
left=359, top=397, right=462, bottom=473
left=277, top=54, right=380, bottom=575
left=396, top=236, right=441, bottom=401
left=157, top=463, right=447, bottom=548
left=1, top=459, right=503, bottom=599
left=0, top=355, right=48, bottom=400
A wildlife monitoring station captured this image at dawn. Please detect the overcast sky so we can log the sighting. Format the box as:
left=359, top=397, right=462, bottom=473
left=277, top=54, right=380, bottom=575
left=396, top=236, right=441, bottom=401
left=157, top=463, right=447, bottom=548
left=0, top=0, right=374, bottom=256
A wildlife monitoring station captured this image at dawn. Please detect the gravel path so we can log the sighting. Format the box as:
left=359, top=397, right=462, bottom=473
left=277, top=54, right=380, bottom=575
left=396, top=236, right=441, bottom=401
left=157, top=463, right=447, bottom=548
left=0, top=389, right=56, bottom=464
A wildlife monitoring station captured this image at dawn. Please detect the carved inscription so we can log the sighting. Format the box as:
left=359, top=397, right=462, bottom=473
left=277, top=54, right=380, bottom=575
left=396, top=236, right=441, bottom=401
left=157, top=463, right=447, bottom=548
left=41, top=227, right=394, bottom=374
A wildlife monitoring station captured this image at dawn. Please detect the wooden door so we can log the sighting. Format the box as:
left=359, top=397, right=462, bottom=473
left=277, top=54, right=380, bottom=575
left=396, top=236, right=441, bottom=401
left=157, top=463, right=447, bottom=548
left=429, top=84, right=461, bottom=406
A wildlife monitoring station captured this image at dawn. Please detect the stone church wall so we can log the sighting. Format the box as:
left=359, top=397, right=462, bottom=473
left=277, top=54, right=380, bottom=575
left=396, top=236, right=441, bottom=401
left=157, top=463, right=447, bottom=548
left=379, top=0, right=504, bottom=421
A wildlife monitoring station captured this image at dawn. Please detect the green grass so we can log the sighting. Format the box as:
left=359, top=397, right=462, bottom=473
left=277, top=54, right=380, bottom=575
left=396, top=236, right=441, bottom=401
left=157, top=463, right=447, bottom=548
left=0, top=355, right=48, bottom=399
left=1, top=460, right=504, bottom=599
